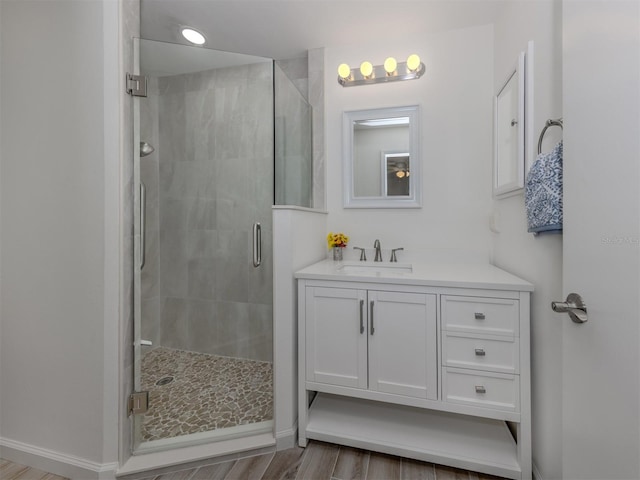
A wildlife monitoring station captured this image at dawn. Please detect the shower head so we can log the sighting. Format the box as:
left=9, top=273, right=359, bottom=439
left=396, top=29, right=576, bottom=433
left=140, top=141, right=155, bottom=157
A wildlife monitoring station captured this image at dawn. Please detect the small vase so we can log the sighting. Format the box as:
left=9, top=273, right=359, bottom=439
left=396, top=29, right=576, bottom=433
left=332, top=247, right=343, bottom=261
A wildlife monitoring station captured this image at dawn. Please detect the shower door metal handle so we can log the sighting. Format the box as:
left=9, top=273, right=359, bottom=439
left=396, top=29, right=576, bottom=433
left=253, top=222, right=262, bottom=267
left=140, top=182, right=146, bottom=270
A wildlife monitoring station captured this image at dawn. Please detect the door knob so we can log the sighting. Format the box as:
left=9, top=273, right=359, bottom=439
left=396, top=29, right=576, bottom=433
left=551, top=293, right=588, bottom=323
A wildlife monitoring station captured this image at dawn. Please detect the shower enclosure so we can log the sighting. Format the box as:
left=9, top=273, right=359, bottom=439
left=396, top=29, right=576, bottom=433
left=132, top=38, right=312, bottom=453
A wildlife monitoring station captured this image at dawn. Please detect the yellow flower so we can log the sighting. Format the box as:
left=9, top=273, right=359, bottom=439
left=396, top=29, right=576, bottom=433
left=327, top=232, right=349, bottom=249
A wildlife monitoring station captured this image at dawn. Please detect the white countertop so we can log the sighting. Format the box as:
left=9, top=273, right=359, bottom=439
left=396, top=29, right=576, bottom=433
left=295, top=259, right=534, bottom=292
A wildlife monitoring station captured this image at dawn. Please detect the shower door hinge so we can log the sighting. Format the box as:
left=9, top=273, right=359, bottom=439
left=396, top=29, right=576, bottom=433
left=126, top=74, right=147, bottom=97
left=128, top=391, right=149, bottom=416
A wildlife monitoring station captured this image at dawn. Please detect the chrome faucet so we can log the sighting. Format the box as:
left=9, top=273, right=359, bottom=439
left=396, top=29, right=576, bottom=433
left=390, top=248, right=404, bottom=262
left=353, top=246, right=367, bottom=261
left=373, top=239, right=382, bottom=262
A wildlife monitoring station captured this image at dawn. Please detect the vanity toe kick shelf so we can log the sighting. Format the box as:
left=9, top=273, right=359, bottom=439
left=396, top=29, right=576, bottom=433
left=306, top=393, right=521, bottom=479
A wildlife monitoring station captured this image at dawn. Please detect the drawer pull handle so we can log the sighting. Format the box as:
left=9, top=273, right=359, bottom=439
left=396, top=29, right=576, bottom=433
left=359, top=300, right=364, bottom=334
left=474, top=312, right=486, bottom=320
left=475, top=385, right=486, bottom=394
left=475, top=348, right=486, bottom=356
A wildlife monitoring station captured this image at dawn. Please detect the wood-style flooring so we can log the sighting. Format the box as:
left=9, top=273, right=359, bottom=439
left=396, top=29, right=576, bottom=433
left=0, top=459, right=68, bottom=480
left=3, top=440, right=507, bottom=480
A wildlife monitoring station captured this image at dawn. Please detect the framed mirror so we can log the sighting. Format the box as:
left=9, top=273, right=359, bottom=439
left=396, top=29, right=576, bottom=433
left=493, top=51, right=525, bottom=198
left=343, top=105, right=421, bottom=208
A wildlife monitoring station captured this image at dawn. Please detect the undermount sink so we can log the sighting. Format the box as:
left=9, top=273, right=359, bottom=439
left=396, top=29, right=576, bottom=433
left=337, top=261, right=413, bottom=274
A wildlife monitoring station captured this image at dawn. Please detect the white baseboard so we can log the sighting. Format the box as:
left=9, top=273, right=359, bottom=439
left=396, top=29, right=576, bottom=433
left=0, top=437, right=117, bottom=480
left=532, top=460, right=543, bottom=480
left=275, top=422, right=297, bottom=451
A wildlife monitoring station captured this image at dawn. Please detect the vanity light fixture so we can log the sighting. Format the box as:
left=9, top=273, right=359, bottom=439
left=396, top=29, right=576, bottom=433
left=181, top=27, right=206, bottom=45
left=338, top=54, right=424, bottom=87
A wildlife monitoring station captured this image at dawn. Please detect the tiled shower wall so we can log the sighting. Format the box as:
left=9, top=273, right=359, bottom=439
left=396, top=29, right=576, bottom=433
left=140, top=62, right=274, bottom=362
left=274, top=63, right=313, bottom=208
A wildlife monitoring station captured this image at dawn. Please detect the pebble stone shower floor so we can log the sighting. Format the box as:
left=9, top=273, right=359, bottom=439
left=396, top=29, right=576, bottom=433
left=140, top=347, right=273, bottom=442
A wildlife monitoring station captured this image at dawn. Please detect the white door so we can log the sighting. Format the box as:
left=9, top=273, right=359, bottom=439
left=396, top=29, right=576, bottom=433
left=367, top=291, right=437, bottom=400
left=562, top=2, right=640, bottom=478
left=305, top=286, right=368, bottom=389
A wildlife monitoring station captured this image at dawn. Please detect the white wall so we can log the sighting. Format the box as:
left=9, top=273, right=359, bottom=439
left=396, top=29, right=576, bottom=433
left=272, top=207, right=327, bottom=449
left=324, top=25, right=494, bottom=263
left=0, top=0, right=120, bottom=477
left=491, top=1, right=563, bottom=479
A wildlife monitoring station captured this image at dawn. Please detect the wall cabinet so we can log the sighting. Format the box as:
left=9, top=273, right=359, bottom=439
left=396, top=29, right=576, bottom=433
left=296, top=267, right=532, bottom=480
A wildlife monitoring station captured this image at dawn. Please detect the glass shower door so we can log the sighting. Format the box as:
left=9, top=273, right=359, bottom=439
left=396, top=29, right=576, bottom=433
left=132, top=38, right=275, bottom=453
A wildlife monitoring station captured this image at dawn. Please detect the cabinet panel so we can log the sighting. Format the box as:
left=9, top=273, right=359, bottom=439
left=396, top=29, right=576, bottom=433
left=442, top=296, right=519, bottom=336
left=443, top=332, right=519, bottom=374
left=305, top=287, right=367, bottom=388
left=368, top=291, right=437, bottom=400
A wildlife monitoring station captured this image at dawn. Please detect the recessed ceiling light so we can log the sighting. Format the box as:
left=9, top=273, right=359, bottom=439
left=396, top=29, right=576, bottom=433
left=181, top=27, right=206, bottom=45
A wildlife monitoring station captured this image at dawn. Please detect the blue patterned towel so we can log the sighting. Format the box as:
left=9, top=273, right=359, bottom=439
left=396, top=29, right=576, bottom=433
left=525, top=141, right=563, bottom=234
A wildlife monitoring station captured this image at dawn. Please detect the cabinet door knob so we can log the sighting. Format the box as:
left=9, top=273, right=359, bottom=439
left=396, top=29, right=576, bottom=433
left=475, top=385, right=486, bottom=394
left=474, top=312, right=486, bottom=320
left=474, top=348, right=486, bottom=356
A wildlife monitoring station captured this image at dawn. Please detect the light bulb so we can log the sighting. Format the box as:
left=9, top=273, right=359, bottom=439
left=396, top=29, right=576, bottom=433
left=181, top=27, right=206, bottom=45
left=360, top=61, right=374, bottom=78
left=384, top=57, right=397, bottom=75
left=406, top=54, right=421, bottom=72
left=396, top=171, right=405, bottom=178
left=338, top=63, right=351, bottom=80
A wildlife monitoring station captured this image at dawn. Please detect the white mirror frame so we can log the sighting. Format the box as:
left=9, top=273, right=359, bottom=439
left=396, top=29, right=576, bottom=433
left=343, top=105, right=421, bottom=208
left=493, top=51, right=525, bottom=198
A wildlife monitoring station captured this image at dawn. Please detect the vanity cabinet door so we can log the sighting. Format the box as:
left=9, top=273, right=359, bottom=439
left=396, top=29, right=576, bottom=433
left=305, top=287, right=368, bottom=389
left=367, top=291, right=438, bottom=400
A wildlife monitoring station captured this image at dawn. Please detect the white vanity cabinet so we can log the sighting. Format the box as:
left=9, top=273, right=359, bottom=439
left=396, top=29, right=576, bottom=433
left=296, top=261, right=533, bottom=480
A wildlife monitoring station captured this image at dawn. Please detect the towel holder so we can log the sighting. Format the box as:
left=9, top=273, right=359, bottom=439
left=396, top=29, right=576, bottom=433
left=538, top=118, right=563, bottom=154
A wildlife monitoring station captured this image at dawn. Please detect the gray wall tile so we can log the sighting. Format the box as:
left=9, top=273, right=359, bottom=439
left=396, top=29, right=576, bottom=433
left=140, top=62, right=280, bottom=362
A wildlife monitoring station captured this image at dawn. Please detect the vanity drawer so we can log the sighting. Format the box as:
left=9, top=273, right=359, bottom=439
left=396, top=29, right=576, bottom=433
left=441, top=296, right=519, bottom=336
left=442, top=367, right=519, bottom=412
left=442, top=332, right=519, bottom=374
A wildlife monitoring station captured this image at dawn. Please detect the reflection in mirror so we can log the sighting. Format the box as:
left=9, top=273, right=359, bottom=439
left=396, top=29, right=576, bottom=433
left=353, top=118, right=409, bottom=197
left=344, top=106, right=421, bottom=208
left=384, top=152, right=411, bottom=196
left=493, top=51, right=525, bottom=197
